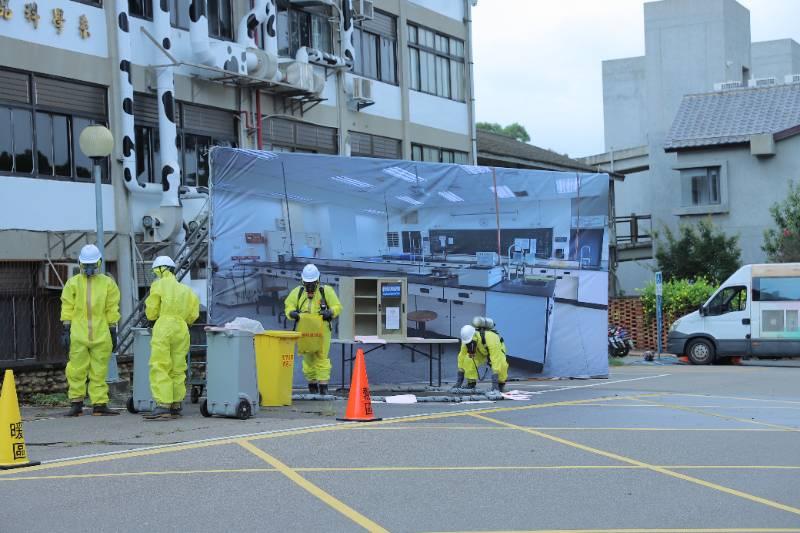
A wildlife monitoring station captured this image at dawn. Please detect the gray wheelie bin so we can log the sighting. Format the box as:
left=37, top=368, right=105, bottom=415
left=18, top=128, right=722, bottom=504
left=200, top=328, right=259, bottom=420
left=127, top=328, right=156, bottom=413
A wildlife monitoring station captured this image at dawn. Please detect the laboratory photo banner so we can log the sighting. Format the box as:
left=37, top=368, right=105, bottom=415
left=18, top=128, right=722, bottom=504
left=208, top=147, right=610, bottom=378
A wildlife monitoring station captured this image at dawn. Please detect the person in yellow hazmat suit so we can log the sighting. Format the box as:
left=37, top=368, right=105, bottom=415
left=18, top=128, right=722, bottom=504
left=284, top=264, right=342, bottom=395
left=143, top=256, right=200, bottom=420
left=453, top=317, right=509, bottom=392
left=60, top=244, right=121, bottom=417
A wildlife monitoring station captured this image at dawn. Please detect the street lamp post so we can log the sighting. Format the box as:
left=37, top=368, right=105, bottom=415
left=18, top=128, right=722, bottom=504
left=78, top=125, right=121, bottom=382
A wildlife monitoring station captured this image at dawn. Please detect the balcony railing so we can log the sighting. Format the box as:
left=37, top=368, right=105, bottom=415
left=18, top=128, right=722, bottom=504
left=615, top=214, right=652, bottom=247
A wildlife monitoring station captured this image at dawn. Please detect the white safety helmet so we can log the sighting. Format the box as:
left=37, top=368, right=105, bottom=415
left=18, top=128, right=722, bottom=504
left=152, top=256, right=176, bottom=270
left=78, top=244, right=102, bottom=264
left=460, top=324, right=476, bottom=344
left=301, top=263, right=320, bottom=283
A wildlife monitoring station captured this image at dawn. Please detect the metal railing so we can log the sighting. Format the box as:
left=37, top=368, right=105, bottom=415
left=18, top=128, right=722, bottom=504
left=116, top=212, right=209, bottom=356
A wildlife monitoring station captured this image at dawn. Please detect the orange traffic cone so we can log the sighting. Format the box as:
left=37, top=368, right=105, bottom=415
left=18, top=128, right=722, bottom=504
left=0, top=370, right=40, bottom=469
left=337, top=348, right=381, bottom=422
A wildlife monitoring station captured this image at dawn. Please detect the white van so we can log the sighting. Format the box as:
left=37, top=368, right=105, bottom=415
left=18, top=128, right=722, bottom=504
left=667, top=263, right=800, bottom=364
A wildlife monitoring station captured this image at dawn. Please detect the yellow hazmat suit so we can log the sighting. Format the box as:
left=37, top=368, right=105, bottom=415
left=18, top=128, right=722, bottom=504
left=60, top=273, right=121, bottom=405
left=457, top=329, right=509, bottom=382
left=284, top=285, right=342, bottom=383
left=145, top=271, right=200, bottom=407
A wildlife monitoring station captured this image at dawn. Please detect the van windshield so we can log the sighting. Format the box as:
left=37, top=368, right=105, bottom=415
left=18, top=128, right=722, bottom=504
left=752, top=277, right=800, bottom=302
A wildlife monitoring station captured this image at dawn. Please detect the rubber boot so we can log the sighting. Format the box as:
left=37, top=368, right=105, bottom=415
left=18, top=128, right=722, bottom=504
left=452, top=371, right=465, bottom=390
left=466, top=380, right=477, bottom=389
left=170, top=402, right=183, bottom=418
left=308, top=383, right=319, bottom=394
left=143, top=405, right=173, bottom=420
left=491, top=374, right=501, bottom=392
left=64, top=401, right=84, bottom=417
left=498, top=382, right=506, bottom=393
left=92, top=404, right=120, bottom=416
left=318, top=384, right=328, bottom=395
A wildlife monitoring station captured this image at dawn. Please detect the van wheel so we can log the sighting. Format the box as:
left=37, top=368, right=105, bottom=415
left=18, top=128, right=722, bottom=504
left=687, top=338, right=715, bottom=365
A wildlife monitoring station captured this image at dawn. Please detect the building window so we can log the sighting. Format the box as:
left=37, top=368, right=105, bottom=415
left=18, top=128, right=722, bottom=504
left=170, top=0, right=191, bottom=30
left=71, top=0, right=103, bottom=6
left=275, top=1, right=332, bottom=58
left=351, top=132, right=401, bottom=159
left=352, top=11, right=397, bottom=85
left=208, top=0, right=233, bottom=40
left=411, top=143, right=468, bottom=164
left=0, top=70, right=108, bottom=182
left=407, top=24, right=465, bottom=101
left=128, top=0, right=152, bottom=20
left=681, top=167, right=720, bottom=207
left=134, top=99, right=237, bottom=188
left=262, top=117, right=337, bottom=154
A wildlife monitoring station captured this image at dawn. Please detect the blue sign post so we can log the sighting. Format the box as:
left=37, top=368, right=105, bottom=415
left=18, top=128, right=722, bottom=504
left=655, top=271, right=663, bottom=359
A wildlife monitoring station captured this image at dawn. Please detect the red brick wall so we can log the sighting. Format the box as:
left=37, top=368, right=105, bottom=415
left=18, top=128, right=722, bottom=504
left=608, top=297, right=675, bottom=352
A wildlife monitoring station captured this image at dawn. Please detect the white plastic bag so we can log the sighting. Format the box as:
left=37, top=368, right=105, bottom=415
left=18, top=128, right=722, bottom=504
left=223, top=317, right=265, bottom=334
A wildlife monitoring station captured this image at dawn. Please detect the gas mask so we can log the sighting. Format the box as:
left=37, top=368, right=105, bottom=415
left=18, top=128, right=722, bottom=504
left=152, top=266, right=174, bottom=279
left=81, top=261, right=100, bottom=277
left=466, top=340, right=477, bottom=356
left=304, top=280, right=319, bottom=298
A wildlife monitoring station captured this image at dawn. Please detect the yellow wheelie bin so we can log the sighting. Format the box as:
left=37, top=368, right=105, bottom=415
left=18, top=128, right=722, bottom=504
left=254, top=331, right=301, bottom=406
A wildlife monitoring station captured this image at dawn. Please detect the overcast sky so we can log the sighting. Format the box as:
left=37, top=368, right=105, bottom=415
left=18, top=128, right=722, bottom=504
left=472, top=0, right=800, bottom=159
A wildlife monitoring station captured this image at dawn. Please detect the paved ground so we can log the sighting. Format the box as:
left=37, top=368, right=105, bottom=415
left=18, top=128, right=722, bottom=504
left=3, top=364, right=800, bottom=533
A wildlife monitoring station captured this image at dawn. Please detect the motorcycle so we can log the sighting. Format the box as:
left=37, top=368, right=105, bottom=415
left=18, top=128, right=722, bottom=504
left=608, top=325, right=634, bottom=357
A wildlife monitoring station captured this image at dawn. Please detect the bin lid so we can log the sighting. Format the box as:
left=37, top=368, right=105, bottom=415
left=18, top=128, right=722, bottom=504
left=258, top=330, right=302, bottom=339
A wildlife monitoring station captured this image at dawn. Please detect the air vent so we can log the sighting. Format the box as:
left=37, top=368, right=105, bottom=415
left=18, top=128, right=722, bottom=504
left=386, top=232, right=400, bottom=248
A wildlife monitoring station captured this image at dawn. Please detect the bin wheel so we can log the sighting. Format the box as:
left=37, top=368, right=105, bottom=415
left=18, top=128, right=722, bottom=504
left=191, top=387, right=201, bottom=404
left=200, top=399, right=211, bottom=418
left=126, top=397, right=137, bottom=414
left=236, top=399, right=252, bottom=420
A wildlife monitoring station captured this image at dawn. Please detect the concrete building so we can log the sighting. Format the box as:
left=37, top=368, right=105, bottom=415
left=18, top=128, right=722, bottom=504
left=0, top=0, right=478, bottom=366
left=583, top=0, right=800, bottom=295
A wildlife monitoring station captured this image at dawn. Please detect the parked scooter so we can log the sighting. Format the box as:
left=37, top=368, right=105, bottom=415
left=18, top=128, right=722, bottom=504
left=608, top=325, right=634, bottom=357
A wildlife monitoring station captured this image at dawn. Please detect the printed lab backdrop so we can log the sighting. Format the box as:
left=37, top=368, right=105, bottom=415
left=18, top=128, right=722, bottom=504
left=209, top=148, right=610, bottom=378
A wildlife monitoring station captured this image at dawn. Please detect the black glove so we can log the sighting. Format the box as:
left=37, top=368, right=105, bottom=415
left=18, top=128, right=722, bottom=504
left=110, top=327, right=118, bottom=352
left=289, top=310, right=300, bottom=321
left=61, top=325, right=71, bottom=351
left=321, top=309, right=333, bottom=322
left=491, top=373, right=500, bottom=392
left=451, top=371, right=465, bottom=390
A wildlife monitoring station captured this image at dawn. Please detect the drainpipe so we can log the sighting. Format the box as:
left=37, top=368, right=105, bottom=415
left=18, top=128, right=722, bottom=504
left=115, top=0, right=160, bottom=194
left=153, top=0, right=181, bottom=208
left=189, top=0, right=215, bottom=66
left=465, top=0, right=478, bottom=164
left=338, top=0, right=354, bottom=155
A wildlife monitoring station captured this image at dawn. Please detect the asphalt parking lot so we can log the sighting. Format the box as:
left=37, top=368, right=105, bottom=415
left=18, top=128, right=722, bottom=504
left=2, top=364, right=800, bottom=533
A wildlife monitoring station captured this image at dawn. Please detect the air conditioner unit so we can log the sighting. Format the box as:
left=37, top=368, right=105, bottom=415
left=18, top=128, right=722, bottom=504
left=41, top=262, right=80, bottom=289
left=748, top=77, right=776, bottom=88
left=785, top=74, right=800, bottom=84
left=713, top=80, right=742, bottom=91
left=352, top=77, right=373, bottom=101
left=352, top=0, right=374, bottom=21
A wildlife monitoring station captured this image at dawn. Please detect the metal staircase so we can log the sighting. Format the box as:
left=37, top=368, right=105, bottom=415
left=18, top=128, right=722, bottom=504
left=116, top=212, right=209, bottom=356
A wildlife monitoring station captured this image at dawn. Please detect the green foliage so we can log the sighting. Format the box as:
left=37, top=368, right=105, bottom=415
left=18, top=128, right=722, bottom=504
left=639, top=278, right=716, bottom=324
left=476, top=121, right=531, bottom=143
left=608, top=357, right=625, bottom=367
left=762, top=180, right=800, bottom=263
left=654, top=219, right=741, bottom=284
left=24, top=392, right=69, bottom=407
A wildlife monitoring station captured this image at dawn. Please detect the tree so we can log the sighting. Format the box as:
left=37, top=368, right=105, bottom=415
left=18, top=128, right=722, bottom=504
left=762, top=180, right=800, bottom=262
left=654, top=219, right=741, bottom=284
left=476, top=121, right=531, bottom=143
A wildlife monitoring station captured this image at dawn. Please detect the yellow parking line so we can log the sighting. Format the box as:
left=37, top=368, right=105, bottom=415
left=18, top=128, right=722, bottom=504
left=0, top=392, right=658, bottom=478
left=238, top=440, right=389, bottom=533
left=4, top=463, right=800, bottom=482
left=470, top=413, right=800, bottom=517
left=523, top=427, right=783, bottom=431
left=668, top=393, right=800, bottom=405
left=637, top=399, right=800, bottom=431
